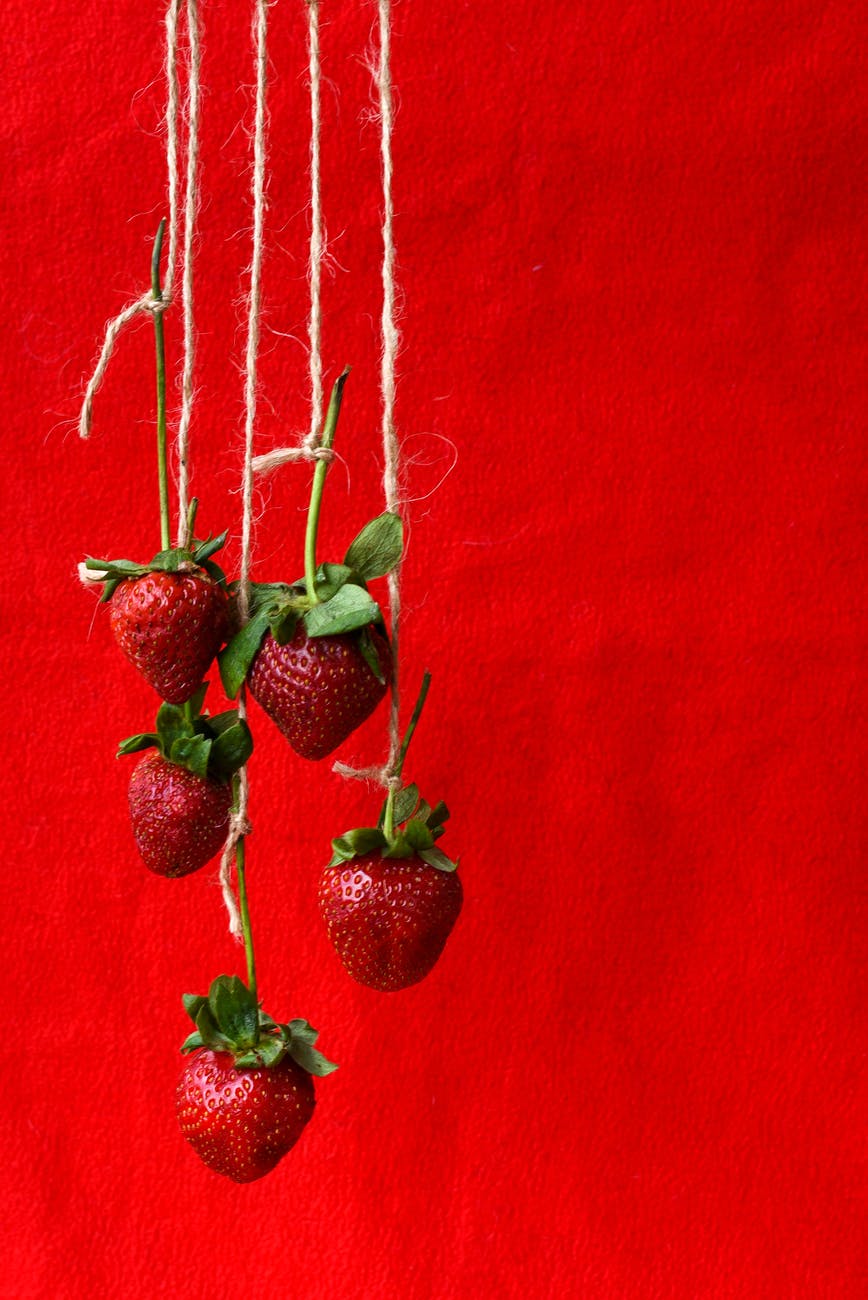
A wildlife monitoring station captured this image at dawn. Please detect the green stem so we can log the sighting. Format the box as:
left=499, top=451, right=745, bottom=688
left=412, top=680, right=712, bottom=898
left=184, top=497, right=199, bottom=549
left=304, top=368, right=350, bottom=603
left=151, top=220, right=171, bottom=552
left=383, top=671, right=432, bottom=840
left=232, top=773, right=257, bottom=1004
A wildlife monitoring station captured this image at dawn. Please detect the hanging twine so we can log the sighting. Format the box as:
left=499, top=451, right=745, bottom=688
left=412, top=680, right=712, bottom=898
left=334, top=0, right=403, bottom=789
left=250, top=0, right=333, bottom=477
left=79, top=0, right=201, bottom=533
left=219, top=0, right=270, bottom=938
left=175, top=0, right=201, bottom=546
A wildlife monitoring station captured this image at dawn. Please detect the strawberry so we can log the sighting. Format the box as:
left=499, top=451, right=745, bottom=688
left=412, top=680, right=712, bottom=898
left=319, top=846, right=463, bottom=992
left=85, top=531, right=230, bottom=706
left=118, top=690, right=253, bottom=878
left=219, top=373, right=403, bottom=759
left=177, top=976, right=337, bottom=1182
left=318, top=672, right=463, bottom=990
left=110, top=570, right=229, bottom=705
left=128, top=751, right=230, bottom=878
left=247, top=622, right=392, bottom=760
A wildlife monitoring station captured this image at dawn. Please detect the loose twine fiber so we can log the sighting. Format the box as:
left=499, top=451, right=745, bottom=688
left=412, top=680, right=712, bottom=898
left=78, top=0, right=200, bottom=551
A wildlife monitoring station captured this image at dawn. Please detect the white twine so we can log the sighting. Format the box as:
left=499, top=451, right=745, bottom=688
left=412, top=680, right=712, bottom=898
left=79, top=0, right=188, bottom=442
left=249, top=0, right=329, bottom=477
left=175, top=0, right=201, bottom=546
left=336, top=0, right=403, bottom=788
left=219, top=0, right=270, bottom=938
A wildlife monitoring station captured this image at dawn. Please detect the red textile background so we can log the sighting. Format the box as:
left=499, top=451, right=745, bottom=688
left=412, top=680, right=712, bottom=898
left=3, top=1, right=865, bottom=1296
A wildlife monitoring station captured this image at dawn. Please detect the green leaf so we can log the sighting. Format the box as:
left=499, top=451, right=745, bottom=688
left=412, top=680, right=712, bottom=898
left=149, top=548, right=184, bottom=572
left=116, top=732, right=158, bottom=757
left=357, top=626, right=387, bottom=684
left=403, top=818, right=435, bottom=851
left=286, top=1021, right=338, bottom=1077
left=218, top=607, right=272, bottom=698
left=180, top=1031, right=204, bottom=1054
left=192, top=531, right=228, bottom=564
left=235, top=1035, right=287, bottom=1070
left=303, top=584, right=381, bottom=637
left=182, top=993, right=208, bottom=1022
left=330, top=828, right=386, bottom=863
left=270, top=606, right=300, bottom=646
left=314, top=563, right=354, bottom=602
left=194, top=1002, right=232, bottom=1052
left=419, top=846, right=458, bottom=874
left=209, top=720, right=253, bottom=781
left=208, top=976, right=259, bottom=1048
left=426, top=801, right=450, bottom=830
left=155, top=701, right=192, bottom=753
left=170, top=734, right=212, bottom=781
left=392, top=783, right=420, bottom=825
left=343, top=512, right=404, bottom=580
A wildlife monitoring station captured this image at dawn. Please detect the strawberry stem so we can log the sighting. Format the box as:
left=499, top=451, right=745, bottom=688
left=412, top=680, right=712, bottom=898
left=304, top=368, right=350, bottom=604
left=232, top=773, right=258, bottom=1005
left=383, top=670, right=432, bottom=840
left=151, top=219, right=171, bottom=552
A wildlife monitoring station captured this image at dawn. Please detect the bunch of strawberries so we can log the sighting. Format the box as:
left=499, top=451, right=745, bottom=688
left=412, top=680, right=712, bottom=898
left=83, top=253, right=462, bottom=1183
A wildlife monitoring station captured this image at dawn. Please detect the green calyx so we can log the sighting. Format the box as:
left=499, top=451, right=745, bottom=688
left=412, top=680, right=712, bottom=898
left=117, top=684, right=252, bottom=784
left=180, top=975, right=338, bottom=1075
left=84, top=529, right=229, bottom=604
left=218, top=510, right=402, bottom=699
left=329, top=783, right=458, bottom=873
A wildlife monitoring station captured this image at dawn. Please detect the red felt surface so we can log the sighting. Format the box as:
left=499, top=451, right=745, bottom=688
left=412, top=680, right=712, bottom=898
left=3, top=1, right=866, bottom=1296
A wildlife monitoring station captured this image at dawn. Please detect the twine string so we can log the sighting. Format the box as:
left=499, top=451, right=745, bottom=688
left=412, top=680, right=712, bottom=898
left=249, top=0, right=328, bottom=477
left=175, top=0, right=201, bottom=546
left=336, top=0, right=403, bottom=788
left=79, top=0, right=188, bottom=442
left=219, top=0, right=269, bottom=937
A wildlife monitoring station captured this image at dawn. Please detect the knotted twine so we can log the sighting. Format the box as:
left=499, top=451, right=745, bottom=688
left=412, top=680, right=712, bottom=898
left=78, top=0, right=201, bottom=551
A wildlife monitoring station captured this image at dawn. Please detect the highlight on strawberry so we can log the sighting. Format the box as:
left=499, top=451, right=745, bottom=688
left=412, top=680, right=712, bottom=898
left=318, top=672, right=463, bottom=991
left=176, top=975, right=337, bottom=1183
left=218, top=371, right=403, bottom=760
left=118, top=686, right=252, bottom=878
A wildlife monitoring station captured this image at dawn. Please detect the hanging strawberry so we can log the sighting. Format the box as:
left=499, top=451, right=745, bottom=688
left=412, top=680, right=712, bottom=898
left=177, top=975, right=337, bottom=1182
left=82, top=226, right=231, bottom=706
left=84, top=532, right=230, bottom=705
left=219, top=371, right=403, bottom=759
left=117, top=688, right=252, bottom=877
left=318, top=673, right=463, bottom=991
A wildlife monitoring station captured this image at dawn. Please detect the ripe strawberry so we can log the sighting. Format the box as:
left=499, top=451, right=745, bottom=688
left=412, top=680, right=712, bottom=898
left=177, top=1050, right=315, bottom=1183
left=319, top=848, right=463, bottom=992
left=128, top=751, right=230, bottom=878
left=85, top=532, right=231, bottom=706
left=177, top=976, right=337, bottom=1183
left=247, top=623, right=392, bottom=760
left=110, top=569, right=229, bottom=705
left=119, top=693, right=253, bottom=878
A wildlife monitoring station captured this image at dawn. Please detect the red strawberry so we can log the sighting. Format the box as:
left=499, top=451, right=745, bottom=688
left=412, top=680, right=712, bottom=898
left=177, top=976, right=337, bottom=1183
left=177, top=1049, right=315, bottom=1183
left=110, top=570, right=229, bottom=704
left=128, top=751, right=230, bottom=878
left=247, top=623, right=392, bottom=760
left=319, top=850, right=463, bottom=991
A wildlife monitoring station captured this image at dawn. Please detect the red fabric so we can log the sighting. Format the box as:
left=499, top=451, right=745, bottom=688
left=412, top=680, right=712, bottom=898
left=3, top=1, right=865, bottom=1295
